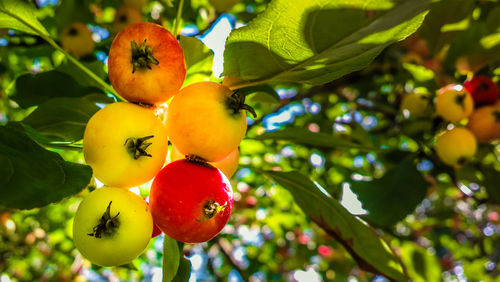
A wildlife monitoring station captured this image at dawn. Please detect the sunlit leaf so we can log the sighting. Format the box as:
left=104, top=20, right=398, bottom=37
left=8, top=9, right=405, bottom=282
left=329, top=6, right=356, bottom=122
left=0, top=0, right=49, bottom=36
left=163, top=236, right=181, bottom=282
left=224, top=0, right=429, bottom=88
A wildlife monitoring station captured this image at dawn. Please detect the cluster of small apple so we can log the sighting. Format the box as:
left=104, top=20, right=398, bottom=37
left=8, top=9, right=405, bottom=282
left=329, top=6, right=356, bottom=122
left=59, top=2, right=144, bottom=59
left=72, top=22, right=247, bottom=267
left=402, top=76, right=500, bottom=168
left=434, top=76, right=500, bottom=167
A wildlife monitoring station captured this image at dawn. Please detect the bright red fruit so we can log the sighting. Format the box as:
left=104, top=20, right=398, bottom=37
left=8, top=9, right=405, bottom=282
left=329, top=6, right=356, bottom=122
left=149, top=159, right=233, bottom=243
left=463, top=76, right=499, bottom=105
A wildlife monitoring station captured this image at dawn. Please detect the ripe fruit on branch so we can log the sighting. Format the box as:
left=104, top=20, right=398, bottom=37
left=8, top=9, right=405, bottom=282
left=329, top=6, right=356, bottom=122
left=73, top=187, right=153, bottom=266
left=435, top=84, right=474, bottom=122
left=435, top=127, right=477, bottom=167
left=108, top=22, right=186, bottom=104
left=463, top=76, right=499, bottom=105
left=112, top=6, right=143, bottom=34
left=169, top=144, right=239, bottom=178
left=467, top=105, right=500, bottom=142
left=83, top=102, right=168, bottom=188
left=400, top=92, right=430, bottom=117
left=60, top=22, right=95, bottom=58
left=166, top=82, right=254, bottom=162
left=149, top=159, right=233, bottom=243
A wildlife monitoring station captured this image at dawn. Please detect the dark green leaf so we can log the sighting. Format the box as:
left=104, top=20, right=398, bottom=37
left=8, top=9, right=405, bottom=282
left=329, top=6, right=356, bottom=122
left=350, top=158, right=429, bottom=227
left=0, top=0, right=49, bottom=36
left=23, top=96, right=111, bottom=142
left=261, top=170, right=407, bottom=281
left=12, top=70, right=104, bottom=108
left=163, top=236, right=181, bottom=282
left=172, top=250, right=191, bottom=282
left=418, top=0, right=474, bottom=53
left=54, top=0, right=93, bottom=31
left=223, top=0, right=429, bottom=88
left=255, top=127, right=376, bottom=151
left=483, top=167, right=500, bottom=205
left=0, top=122, right=92, bottom=209
left=57, top=61, right=109, bottom=90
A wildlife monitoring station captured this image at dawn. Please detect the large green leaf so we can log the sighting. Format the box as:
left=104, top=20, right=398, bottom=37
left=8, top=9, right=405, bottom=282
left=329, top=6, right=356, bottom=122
left=262, top=170, right=407, bottom=281
left=163, top=236, right=181, bottom=282
left=350, top=157, right=429, bottom=227
left=23, top=95, right=112, bottom=142
left=0, top=123, right=92, bottom=209
left=0, top=0, right=49, bottom=36
left=223, top=0, right=429, bottom=88
left=12, top=70, right=104, bottom=108
left=254, top=127, right=376, bottom=151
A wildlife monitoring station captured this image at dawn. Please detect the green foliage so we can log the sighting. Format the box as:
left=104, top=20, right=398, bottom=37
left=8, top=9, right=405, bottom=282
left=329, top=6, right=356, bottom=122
left=12, top=70, right=104, bottom=108
left=23, top=95, right=111, bottom=142
left=0, top=123, right=92, bottom=209
left=262, top=169, right=406, bottom=281
left=223, top=0, right=429, bottom=88
left=255, top=127, right=376, bottom=150
left=162, top=236, right=182, bottom=282
left=350, top=157, right=430, bottom=227
left=0, top=0, right=500, bottom=281
left=0, top=0, right=49, bottom=36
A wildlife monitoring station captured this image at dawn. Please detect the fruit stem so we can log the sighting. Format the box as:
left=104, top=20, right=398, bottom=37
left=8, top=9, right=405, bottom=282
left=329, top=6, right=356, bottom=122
left=199, top=200, right=226, bottom=222
left=173, top=0, right=185, bottom=38
left=131, top=40, right=159, bottom=73
left=454, top=94, right=466, bottom=111
left=226, top=90, right=257, bottom=118
left=88, top=201, right=120, bottom=238
left=493, top=110, right=500, bottom=122
left=125, top=135, right=154, bottom=160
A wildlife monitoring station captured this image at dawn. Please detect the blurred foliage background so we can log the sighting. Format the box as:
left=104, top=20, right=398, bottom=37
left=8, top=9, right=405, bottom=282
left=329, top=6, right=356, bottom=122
left=1, top=0, right=500, bottom=281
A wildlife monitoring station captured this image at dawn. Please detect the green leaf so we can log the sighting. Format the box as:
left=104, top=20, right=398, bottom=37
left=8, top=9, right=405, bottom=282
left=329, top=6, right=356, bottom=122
left=483, top=167, right=500, bottom=205
left=254, top=127, right=376, bottom=151
left=0, top=122, right=92, bottom=209
left=261, top=170, right=407, bottom=281
left=239, top=85, right=280, bottom=102
left=12, top=70, right=104, bottom=108
left=350, top=157, right=429, bottom=227
left=400, top=241, right=442, bottom=282
left=22, top=96, right=111, bottom=143
left=223, top=0, right=429, bottom=88
left=172, top=251, right=191, bottom=282
left=163, top=236, right=181, bottom=282
left=179, top=35, right=218, bottom=86
left=418, top=0, right=474, bottom=53
left=57, top=61, right=109, bottom=90
left=0, top=0, right=49, bottom=36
